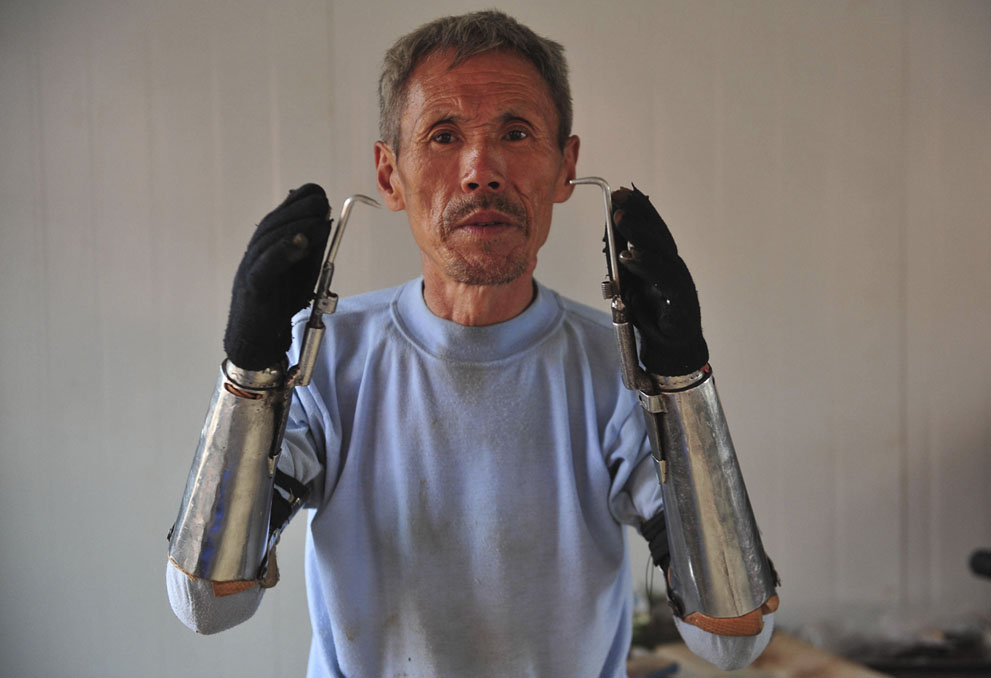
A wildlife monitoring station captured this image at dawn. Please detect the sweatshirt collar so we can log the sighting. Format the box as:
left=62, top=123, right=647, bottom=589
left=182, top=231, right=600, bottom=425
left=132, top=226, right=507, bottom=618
left=393, top=277, right=561, bottom=363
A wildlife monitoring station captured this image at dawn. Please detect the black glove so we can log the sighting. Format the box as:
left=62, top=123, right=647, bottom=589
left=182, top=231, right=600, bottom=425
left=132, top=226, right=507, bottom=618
left=610, top=185, right=708, bottom=376
left=223, top=183, right=331, bottom=370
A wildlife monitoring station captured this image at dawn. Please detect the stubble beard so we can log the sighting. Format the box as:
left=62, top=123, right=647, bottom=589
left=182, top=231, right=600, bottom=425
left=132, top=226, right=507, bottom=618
left=439, top=194, right=531, bottom=286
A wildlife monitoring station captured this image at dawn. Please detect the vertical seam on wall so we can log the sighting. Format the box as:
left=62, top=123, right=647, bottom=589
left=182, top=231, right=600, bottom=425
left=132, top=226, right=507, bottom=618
left=210, top=39, right=224, bottom=321
left=142, top=1, right=163, bottom=463
left=30, top=0, right=54, bottom=517
left=267, top=3, right=281, bottom=199
left=897, top=0, right=911, bottom=608
left=85, top=2, right=106, bottom=458
left=772, top=3, right=785, bottom=546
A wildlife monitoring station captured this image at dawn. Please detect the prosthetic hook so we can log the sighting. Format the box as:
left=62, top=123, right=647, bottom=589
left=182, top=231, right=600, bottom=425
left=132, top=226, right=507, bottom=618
left=290, top=194, right=381, bottom=388
left=570, top=177, right=655, bottom=395
left=169, top=194, right=379, bottom=585
left=570, top=177, right=778, bottom=635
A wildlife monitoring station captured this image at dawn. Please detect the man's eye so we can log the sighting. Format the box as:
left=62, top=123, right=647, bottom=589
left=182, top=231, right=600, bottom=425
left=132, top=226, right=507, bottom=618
left=506, top=129, right=529, bottom=141
left=432, top=131, right=455, bottom=144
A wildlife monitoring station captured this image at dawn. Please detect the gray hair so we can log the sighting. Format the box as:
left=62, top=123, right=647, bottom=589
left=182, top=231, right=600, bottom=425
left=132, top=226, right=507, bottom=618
left=378, top=10, right=573, bottom=152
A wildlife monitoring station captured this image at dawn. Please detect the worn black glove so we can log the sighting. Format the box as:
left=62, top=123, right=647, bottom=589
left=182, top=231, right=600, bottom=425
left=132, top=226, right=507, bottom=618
left=610, top=185, right=708, bottom=376
left=223, top=183, right=331, bottom=370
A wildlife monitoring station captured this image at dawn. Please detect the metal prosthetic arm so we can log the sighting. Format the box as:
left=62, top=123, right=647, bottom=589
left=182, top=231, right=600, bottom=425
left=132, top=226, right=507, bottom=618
left=572, top=178, right=779, bottom=640
left=167, top=190, right=377, bottom=598
left=639, top=368, right=779, bottom=635
left=168, top=360, right=298, bottom=590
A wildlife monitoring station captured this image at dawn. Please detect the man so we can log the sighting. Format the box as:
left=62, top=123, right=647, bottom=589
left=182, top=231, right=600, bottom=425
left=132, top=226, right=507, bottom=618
left=167, top=11, right=776, bottom=676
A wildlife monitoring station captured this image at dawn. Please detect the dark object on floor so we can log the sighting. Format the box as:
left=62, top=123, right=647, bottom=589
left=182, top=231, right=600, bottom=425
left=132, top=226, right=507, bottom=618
left=645, top=663, right=678, bottom=677
left=969, top=549, right=991, bottom=579
left=854, top=620, right=991, bottom=678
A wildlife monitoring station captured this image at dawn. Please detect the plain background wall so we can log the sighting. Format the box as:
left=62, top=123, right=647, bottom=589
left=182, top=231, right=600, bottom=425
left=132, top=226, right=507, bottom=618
left=1, top=1, right=988, bottom=676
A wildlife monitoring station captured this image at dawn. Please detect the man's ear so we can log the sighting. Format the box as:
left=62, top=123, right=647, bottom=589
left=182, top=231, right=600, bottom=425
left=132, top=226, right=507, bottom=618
left=553, top=135, right=580, bottom=203
left=374, top=141, right=406, bottom=212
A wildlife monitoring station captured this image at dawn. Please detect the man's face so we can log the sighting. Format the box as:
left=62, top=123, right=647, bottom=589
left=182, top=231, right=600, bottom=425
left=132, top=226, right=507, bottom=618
left=375, top=49, right=579, bottom=287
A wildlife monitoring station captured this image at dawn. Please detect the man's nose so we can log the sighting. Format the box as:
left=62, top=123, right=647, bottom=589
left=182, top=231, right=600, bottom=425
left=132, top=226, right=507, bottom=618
left=460, top=141, right=505, bottom=193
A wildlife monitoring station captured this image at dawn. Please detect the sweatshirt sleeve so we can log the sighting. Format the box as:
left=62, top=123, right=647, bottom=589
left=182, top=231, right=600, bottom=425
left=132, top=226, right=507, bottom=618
left=604, top=391, right=666, bottom=526
left=674, top=613, right=775, bottom=671
left=166, top=401, right=320, bottom=635
left=166, top=561, right=265, bottom=634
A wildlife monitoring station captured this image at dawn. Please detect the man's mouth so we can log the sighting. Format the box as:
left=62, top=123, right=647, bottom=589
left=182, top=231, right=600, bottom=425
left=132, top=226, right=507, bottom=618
left=457, top=211, right=519, bottom=229
left=442, top=196, right=528, bottom=237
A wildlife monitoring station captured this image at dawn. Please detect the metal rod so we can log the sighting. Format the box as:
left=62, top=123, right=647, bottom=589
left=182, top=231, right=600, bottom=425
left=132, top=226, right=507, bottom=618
left=327, top=194, right=380, bottom=267
left=290, top=193, right=380, bottom=388
left=569, top=177, right=621, bottom=294
left=570, top=176, right=654, bottom=393
left=312, top=194, right=381, bottom=318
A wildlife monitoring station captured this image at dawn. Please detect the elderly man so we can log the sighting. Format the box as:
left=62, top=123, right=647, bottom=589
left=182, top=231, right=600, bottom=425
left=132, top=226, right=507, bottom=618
left=167, top=10, right=777, bottom=677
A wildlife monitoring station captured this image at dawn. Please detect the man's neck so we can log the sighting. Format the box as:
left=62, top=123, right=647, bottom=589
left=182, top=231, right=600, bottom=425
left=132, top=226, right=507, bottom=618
left=421, top=268, right=536, bottom=326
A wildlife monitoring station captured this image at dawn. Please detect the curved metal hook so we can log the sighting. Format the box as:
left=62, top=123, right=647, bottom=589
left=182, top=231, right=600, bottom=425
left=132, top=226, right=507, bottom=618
left=569, top=176, right=653, bottom=393
left=291, top=193, right=380, bottom=388
left=312, top=194, right=381, bottom=315
left=325, top=194, right=381, bottom=267
left=569, top=177, right=621, bottom=296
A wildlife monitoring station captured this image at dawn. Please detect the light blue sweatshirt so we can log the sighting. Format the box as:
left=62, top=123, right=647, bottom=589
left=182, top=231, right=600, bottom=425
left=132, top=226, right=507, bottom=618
left=282, top=278, right=661, bottom=677
left=167, top=278, right=773, bottom=676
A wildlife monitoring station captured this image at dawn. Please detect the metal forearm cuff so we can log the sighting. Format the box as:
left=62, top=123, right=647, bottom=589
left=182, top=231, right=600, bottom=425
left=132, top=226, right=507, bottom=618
left=168, top=360, right=291, bottom=582
left=639, top=366, right=778, bottom=622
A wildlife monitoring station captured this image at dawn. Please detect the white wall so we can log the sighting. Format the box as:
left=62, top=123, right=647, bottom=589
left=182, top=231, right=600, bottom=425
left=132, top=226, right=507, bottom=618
left=1, top=1, right=988, bottom=676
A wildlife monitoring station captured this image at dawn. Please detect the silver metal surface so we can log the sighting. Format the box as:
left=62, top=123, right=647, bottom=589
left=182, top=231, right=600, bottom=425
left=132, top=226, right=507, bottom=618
left=325, top=194, right=380, bottom=267
left=570, top=177, right=654, bottom=393
left=572, top=175, right=776, bottom=620
left=292, top=325, right=325, bottom=390
left=226, top=361, right=285, bottom=389
left=647, top=374, right=777, bottom=619
left=638, top=391, right=665, bottom=414
left=169, top=362, right=290, bottom=581
left=290, top=194, right=379, bottom=389
left=654, top=368, right=708, bottom=391
left=570, top=177, right=620, bottom=291
left=170, top=192, right=378, bottom=582
left=614, top=318, right=653, bottom=392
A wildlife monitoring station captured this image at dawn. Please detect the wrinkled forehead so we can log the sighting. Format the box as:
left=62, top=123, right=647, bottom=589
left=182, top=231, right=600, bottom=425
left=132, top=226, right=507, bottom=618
left=400, top=49, right=558, bottom=132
